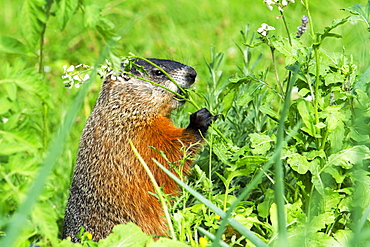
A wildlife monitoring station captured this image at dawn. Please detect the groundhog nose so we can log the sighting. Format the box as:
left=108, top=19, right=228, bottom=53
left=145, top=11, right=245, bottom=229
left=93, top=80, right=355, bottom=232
left=185, top=66, right=197, bottom=83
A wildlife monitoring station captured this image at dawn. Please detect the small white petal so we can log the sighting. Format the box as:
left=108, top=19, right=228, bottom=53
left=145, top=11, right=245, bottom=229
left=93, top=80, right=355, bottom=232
left=83, top=74, right=90, bottom=81
left=67, top=65, right=75, bottom=72
left=73, top=75, right=82, bottom=81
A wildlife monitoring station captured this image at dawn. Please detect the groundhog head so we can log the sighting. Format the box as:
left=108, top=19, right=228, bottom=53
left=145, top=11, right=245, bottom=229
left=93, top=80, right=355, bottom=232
left=100, top=58, right=196, bottom=119
left=130, top=58, right=197, bottom=108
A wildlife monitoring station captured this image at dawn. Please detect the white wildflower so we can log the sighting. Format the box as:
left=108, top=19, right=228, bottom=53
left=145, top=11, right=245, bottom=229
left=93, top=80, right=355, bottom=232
left=264, top=0, right=276, bottom=10
left=67, top=65, right=75, bottom=72
left=73, top=75, right=82, bottom=81
left=257, top=23, right=275, bottom=37
left=61, top=74, right=71, bottom=80
left=83, top=74, right=90, bottom=82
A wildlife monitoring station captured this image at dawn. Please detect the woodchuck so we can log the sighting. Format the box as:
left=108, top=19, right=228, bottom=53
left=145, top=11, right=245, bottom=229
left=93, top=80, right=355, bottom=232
left=62, top=58, right=215, bottom=242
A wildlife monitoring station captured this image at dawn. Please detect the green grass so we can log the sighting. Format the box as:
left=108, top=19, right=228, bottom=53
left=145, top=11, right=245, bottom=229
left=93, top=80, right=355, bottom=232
left=0, top=0, right=370, bottom=246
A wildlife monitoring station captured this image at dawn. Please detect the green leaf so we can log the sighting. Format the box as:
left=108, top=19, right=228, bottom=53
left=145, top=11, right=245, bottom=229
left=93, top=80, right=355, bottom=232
left=235, top=155, right=268, bottom=165
left=98, top=223, right=150, bottom=247
left=324, top=166, right=345, bottom=183
left=259, top=105, right=278, bottom=122
left=287, top=153, right=310, bottom=174
left=55, top=0, right=79, bottom=30
left=297, top=99, right=319, bottom=137
left=334, top=229, right=353, bottom=246
left=249, top=133, right=274, bottom=155
left=311, top=174, right=325, bottom=195
left=96, top=18, right=119, bottom=41
left=271, top=38, right=305, bottom=65
left=354, top=66, right=370, bottom=91
left=306, top=232, right=340, bottom=246
left=221, top=88, right=236, bottom=115
left=327, top=145, right=370, bottom=170
left=324, top=71, right=345, bottom=86
left=0, top=36, right=35, bottom=56
left=286, top=200, right=305, bottom=224
left=309, top=212, right=336, bottom=233
left=314, top=17, right=350, bottom=46
left=3, top=82, right=17, bottom=101
left=0, top=131, right=40, bottom=155
left=147, top=238, right=190, bottom=247
left=19, top=0, right=46, bottom=49
left=324, top=106, right=347, bottom=152
left=84, top=3, right=102, bottom=27
left=31, top=203, right=59, bottom=246
left=0, top=97, right=12, bottom=115
left=343, top=2, right=370, bottom=30
left=257, top=188, right=274, bottom=218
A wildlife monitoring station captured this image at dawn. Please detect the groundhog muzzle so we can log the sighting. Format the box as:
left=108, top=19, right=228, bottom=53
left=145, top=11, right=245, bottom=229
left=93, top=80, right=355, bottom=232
left=62, top=58, right=215, bottom=242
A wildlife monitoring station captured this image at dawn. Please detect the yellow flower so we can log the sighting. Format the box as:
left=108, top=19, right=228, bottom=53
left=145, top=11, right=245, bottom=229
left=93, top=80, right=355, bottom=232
left=215, top=215, right=221, bottom=220
left=87, top=233, right=93, bottom=240
left=199, top=237, right=207, bottom=247
left=66, top=236, right=72, bottom=241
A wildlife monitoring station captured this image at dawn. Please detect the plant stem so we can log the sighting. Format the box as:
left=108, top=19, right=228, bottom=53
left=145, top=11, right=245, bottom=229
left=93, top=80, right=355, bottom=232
left=280, top=10, right=292, bottom=46
left=304, top=0, right=321, bottom=145
left=38, top=0, right=53, bottom=74
left=304, top=0, right=315, bottom=39
left=42, top=102, right=48, bottom=152
left=270, top=46, right=284, bottom=95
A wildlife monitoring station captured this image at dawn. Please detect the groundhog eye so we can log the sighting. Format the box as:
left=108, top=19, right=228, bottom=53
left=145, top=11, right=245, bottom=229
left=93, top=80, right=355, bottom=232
left=153, top=69, right=164, bottom=76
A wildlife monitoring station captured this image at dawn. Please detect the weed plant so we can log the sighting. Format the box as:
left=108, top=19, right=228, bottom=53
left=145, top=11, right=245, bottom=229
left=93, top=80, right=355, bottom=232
left=0, top=0, right=369, bottom=246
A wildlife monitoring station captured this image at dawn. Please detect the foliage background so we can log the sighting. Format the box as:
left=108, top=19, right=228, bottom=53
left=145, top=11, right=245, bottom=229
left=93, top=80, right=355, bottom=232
left=0, top=0, right=369, bottom=246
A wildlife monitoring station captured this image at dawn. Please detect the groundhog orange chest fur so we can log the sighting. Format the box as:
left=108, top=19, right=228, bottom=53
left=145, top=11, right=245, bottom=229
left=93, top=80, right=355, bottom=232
left=62, top=58, right=214, bottom=242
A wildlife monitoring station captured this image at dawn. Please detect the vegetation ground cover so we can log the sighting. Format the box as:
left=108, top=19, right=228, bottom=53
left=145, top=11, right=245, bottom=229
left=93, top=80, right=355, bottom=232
left=0, top=0, right=369, bottom=246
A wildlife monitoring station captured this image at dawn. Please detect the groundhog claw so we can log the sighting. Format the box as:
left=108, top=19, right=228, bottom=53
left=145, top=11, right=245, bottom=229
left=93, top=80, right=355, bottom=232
left=187, top=108, right=217, bottom=135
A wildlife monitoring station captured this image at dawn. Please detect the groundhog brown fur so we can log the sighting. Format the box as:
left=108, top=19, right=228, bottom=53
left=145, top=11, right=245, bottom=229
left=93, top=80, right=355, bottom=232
left=62, top=58, right=215, bottom=242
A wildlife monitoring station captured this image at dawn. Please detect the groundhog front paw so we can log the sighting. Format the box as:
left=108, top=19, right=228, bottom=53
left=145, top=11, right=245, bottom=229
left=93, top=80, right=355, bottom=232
left=187, top=108, right=218, bottom=136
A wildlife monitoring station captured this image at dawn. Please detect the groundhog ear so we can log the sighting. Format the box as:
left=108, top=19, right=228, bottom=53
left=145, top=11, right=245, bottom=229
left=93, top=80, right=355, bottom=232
left=103, top=76, right=116, bottom=84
